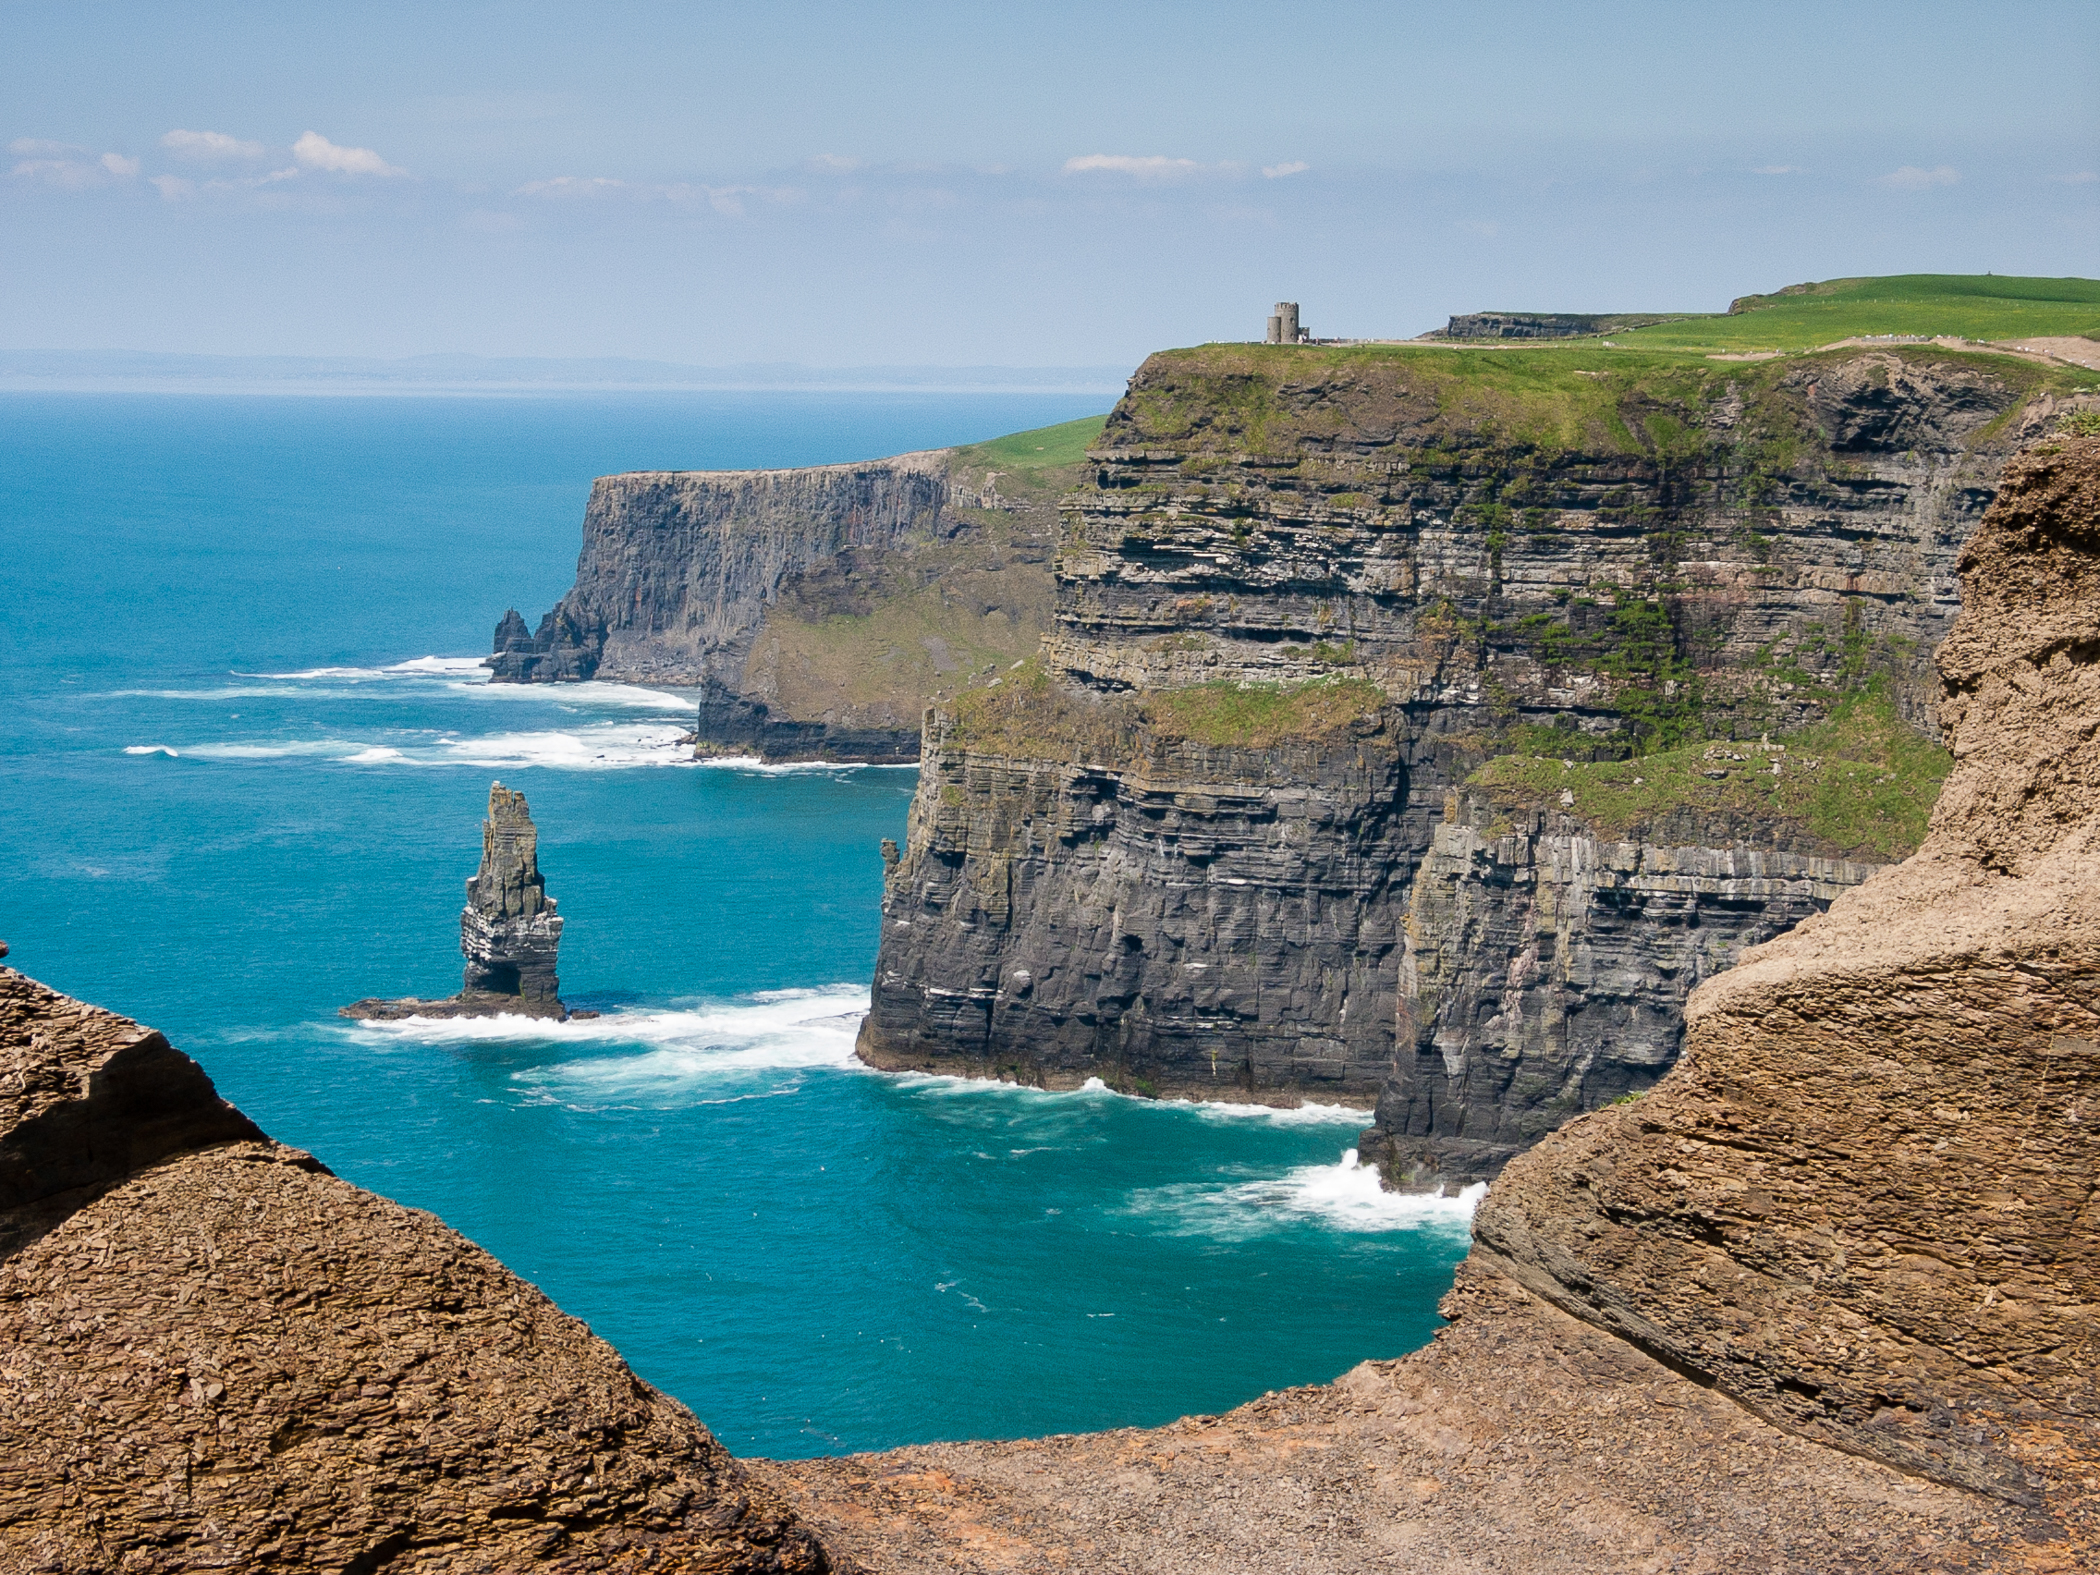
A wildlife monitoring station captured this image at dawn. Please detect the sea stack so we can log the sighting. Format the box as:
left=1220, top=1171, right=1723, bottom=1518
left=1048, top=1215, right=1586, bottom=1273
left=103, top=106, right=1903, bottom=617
left=460, top=783, right=562, bottom=1000
left=342, top=783, right=585, bottom=1022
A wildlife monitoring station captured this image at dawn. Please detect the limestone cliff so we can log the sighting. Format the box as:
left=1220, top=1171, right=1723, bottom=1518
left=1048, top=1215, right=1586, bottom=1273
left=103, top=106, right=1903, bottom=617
left=0, top=960, right=836, bottom=1573
left=759, top=434, right=2100, bottom=1575
left=489, top=424, right=1091, bottom=761
left=864, top=342, right=2087, bottom=1176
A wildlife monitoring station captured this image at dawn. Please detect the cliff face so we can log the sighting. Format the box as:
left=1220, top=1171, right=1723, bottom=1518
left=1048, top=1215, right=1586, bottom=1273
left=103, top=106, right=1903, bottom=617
left=492, top=456, right=949, bottom=689
left=865, top=344, right=2071, bottom=1161
left=1358, top=797, right=1882, bottom=1188
left=491, top=438, right=1073, bottom=761
left=861, top=697, right=1407, bottom=1100
left=1474, top=434, right=2100, bottom=1507
left=0, top=963, right=834, bottom=1573
left=760, top=435, right=2100, bottom=1574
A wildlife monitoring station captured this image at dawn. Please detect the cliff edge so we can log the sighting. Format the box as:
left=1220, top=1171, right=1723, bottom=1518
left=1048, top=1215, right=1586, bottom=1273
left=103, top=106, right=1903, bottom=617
left=863, top=341, right=2088, bottom=1177
left=0, top=962, right=835, bottom=1573
left=756, top=434, right=2100, bottom=1573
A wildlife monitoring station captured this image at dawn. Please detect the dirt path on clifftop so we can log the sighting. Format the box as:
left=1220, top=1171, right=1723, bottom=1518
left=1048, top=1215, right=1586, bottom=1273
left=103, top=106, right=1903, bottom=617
left=752, top=1265, right=2063, bottom=1575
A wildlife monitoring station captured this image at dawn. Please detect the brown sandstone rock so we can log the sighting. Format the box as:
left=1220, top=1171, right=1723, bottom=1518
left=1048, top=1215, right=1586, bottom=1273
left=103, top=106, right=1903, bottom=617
left=1472, top=436, right=2100, bottom=1512
left=0, top=966, right=835, bottom=1573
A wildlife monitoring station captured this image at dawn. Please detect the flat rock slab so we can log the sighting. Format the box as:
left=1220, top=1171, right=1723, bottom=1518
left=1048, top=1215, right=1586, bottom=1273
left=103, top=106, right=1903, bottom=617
left=339, top=991, right=589, bottom=1022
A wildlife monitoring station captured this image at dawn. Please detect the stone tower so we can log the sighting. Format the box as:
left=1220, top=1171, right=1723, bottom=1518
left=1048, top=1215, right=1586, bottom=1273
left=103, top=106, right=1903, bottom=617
left=460, top=782, right=563, bottom=1001
left=1265, top=302, right=1303, bottom=344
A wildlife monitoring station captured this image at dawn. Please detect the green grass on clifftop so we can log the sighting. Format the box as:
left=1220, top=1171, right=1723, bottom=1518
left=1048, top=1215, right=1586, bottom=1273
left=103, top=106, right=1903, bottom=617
left=1466, top=688, right=1952, bottom=863
left=1613, top=274, right=2100, bottom=353
left=953, top=414, right=1108, bottom=470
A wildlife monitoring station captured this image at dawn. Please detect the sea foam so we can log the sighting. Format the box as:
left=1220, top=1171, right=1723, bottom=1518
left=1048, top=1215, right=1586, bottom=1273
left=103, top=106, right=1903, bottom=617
left=1123, top=1151, right=1485, bottom=1239
left=349, top=986, right=871, bottom=1110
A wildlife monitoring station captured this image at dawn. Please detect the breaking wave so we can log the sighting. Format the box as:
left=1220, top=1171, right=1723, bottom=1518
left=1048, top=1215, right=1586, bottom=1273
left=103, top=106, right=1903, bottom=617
left=348, top=986, right=870, bottom=1110
left=1122, top=1151, right=1484, bottom=1240
left=123, top=721, right=695, bottom=770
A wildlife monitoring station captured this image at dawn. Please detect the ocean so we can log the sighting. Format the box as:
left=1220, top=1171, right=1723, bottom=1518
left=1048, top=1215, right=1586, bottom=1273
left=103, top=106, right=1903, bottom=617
left=0, top=390, right=1475, bottom=1457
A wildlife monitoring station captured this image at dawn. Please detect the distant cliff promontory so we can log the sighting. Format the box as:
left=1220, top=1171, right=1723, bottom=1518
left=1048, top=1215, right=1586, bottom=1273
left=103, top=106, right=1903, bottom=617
left=487, top=418, right=1105, bottom=762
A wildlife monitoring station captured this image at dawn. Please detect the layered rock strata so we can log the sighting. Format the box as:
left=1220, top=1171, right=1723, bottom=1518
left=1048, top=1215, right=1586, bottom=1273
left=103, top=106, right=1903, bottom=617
left=761, top=435, right=2100, bottom=1573
left=860, top=703, right=1408, bottom=1101
left=0, top=962, right=836, bottom=1573
left=1358, top=798, right=1884, bottom=1189
left=867, top=346, right=2058, bottom=1155
left=343, top=783, right=582, bottom=1022
left=489, top=457, right=950, bottom=688
left=488, top=450, right=1061, bottom=762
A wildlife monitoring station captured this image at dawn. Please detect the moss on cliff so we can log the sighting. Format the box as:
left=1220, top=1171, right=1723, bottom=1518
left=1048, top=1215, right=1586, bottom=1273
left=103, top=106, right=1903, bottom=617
left=946, top=665, right=1386, bottom=758
left=1140, top=678, right=1386, bottom=748
left=1467, top=688, right=1951, bottom=861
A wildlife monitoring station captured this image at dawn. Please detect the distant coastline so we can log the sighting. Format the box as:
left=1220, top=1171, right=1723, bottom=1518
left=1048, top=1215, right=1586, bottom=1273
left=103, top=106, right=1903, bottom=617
left=0, top=348, right=1134, bottom=397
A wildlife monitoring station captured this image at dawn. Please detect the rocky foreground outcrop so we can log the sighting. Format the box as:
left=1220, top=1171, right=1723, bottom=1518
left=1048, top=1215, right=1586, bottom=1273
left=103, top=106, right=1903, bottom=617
left=759, top=435, right=2100, bottom=1573
left=866, top=342, right=2094, bottom=1188
left=0, top=959, right=834, bottom=1571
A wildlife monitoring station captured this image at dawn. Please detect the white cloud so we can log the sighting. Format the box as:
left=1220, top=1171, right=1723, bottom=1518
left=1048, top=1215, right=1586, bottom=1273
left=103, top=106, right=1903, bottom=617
left=150, top=174, right=195, bottom=200
left=161, top=129, right=266, bottom=161
left=806, top=153, right=861, bottom=172
left=1456, top=219, right=1500, bottom=239
left=2062, top=171, right=2098, bottom=185
left=1063, top=153, right=1201, bottom=178
left=1877, top=164, right=1960, bottom=190
left=1261, top=161, right=1310, bottom=179
left=515, top=175, right=629, bottom=197
left=1752, top=164, right=1801, bottom=175
left=292, top=131, right=405, bottom=177
left=9, top=143, right=136, bottom=188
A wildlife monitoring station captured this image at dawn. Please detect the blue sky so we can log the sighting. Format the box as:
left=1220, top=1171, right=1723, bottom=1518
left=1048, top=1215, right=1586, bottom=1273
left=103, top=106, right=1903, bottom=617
left=6, top=0, right=2096, bottom=365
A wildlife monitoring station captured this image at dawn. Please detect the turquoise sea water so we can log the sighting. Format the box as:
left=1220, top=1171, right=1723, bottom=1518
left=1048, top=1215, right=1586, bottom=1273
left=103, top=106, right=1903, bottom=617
left=0, top=392, right=1475, bottom=1457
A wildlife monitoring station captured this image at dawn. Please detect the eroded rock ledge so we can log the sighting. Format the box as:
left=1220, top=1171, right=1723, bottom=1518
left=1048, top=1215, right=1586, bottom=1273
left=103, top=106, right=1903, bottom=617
left=0, top=963, right=835, bottom=1572
left=760, top=437, right=2100, bottom=1571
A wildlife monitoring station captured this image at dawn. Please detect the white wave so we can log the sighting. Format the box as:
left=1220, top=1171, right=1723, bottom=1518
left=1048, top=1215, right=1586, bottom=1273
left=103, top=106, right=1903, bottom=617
left=248, top=655, right=488, bottom=680
left=1123, top=1150, right=1485, bottom=1240
left=449, top=679, right=698, bottom=711
left=123, top=721, right=694, bottom=771
left=110, top=685, right=362, bottom=700
left=349, top=986, right=872, bottom=1109
left=903, top=1071, right=1367, bottom=1125
left=694, top=756, right=897, bottom=777
left=426, top=723, right=693, bottom=769
left=386, top=655, right=489, bottom=676
left=245, top=665, right=396, bottom=680
left=180, top=738, right=373, bottom=760
left=1188, top=1098, right=1374, bottom=1126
